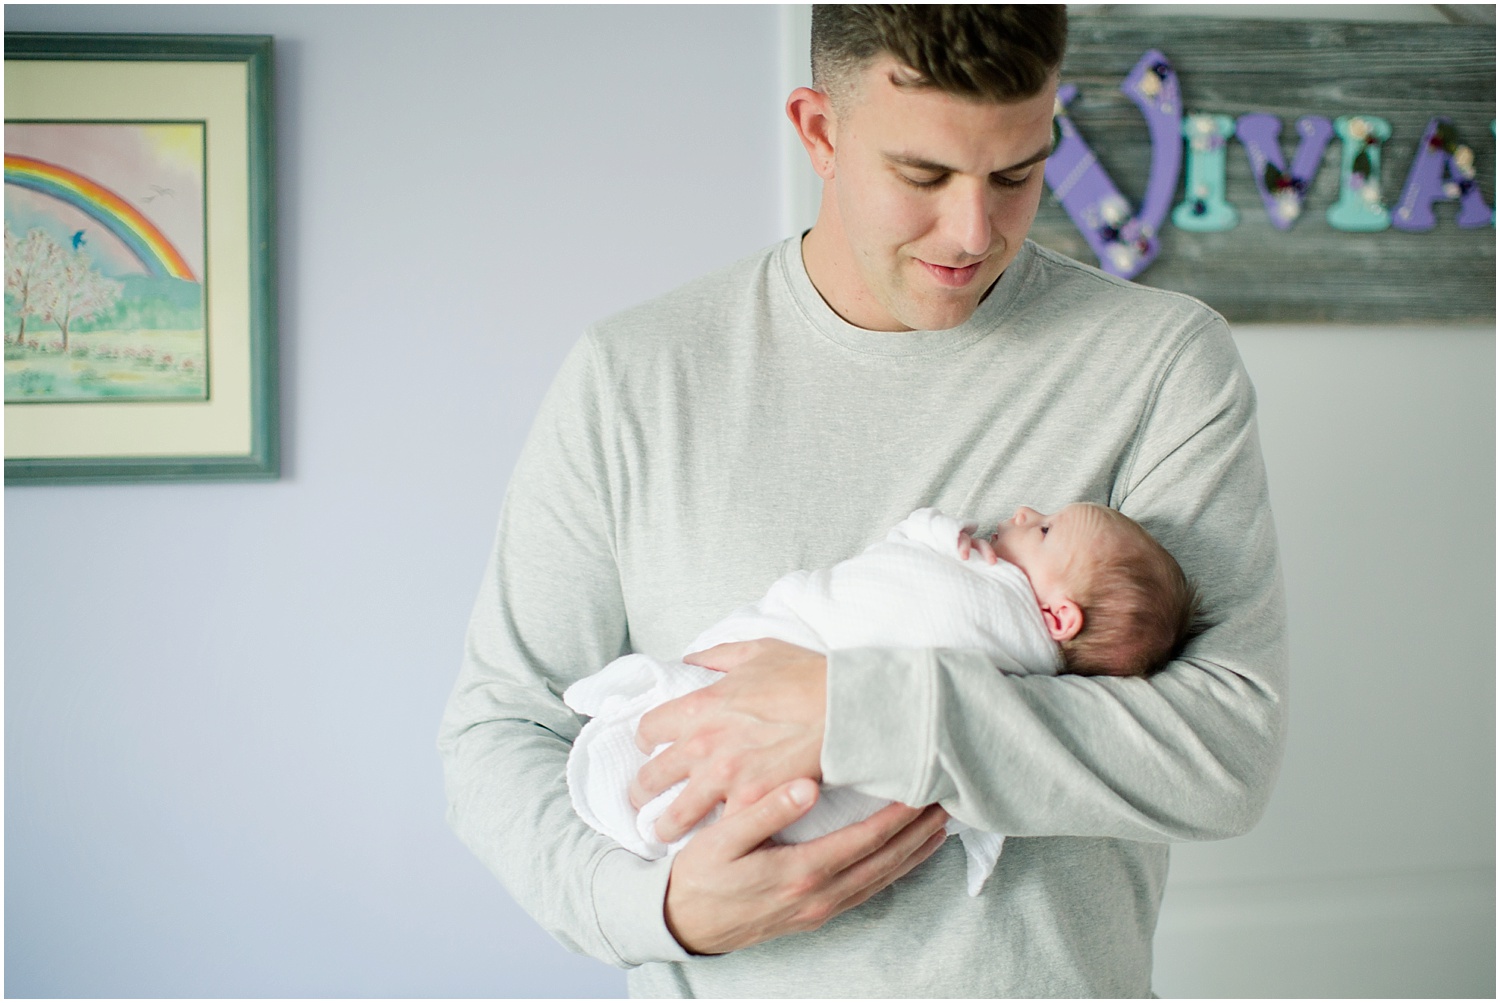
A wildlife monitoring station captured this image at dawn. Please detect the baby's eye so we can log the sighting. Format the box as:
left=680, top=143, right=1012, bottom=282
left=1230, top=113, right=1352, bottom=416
left=1040, top=525, right=1050, bottom=536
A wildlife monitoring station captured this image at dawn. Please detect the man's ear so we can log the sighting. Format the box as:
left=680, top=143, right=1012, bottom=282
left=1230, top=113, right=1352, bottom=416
left=786, top=86, right=837, bottom=181
left=1041, top=599, right=1083, bottom=643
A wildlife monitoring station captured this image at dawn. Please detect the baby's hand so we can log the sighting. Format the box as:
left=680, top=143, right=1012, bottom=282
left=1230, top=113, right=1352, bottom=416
left=957, top=528, right=999, bottom=564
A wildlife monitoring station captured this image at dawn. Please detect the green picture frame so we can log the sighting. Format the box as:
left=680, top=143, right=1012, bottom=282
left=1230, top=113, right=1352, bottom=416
left=4, top=33, right=278, bottom=483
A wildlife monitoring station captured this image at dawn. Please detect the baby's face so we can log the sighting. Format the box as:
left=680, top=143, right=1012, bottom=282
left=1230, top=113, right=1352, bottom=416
left=990, top=503, right=1117, bottom=601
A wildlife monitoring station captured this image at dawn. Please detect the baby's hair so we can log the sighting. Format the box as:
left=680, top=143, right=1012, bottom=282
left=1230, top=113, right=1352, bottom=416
left=1060, top=507, right=1204, bottom=678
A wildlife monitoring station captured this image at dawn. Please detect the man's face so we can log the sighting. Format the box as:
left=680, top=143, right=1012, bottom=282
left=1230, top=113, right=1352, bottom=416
left=819, top=57, right=1057, bottom=332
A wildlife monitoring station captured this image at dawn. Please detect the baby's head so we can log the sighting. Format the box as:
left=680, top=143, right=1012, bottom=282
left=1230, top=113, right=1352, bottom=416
left=990, top=503, right=1200, bottom=677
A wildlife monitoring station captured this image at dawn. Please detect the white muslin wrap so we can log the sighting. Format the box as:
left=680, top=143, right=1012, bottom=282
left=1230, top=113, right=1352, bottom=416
left=563, top=507, right=1062, bottom=896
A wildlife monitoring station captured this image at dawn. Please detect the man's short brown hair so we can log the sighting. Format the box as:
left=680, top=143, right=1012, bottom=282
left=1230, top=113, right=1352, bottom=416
left=1062, top=509, right=1203, bottom=678
left=810, top=4, right=1068, bottom=112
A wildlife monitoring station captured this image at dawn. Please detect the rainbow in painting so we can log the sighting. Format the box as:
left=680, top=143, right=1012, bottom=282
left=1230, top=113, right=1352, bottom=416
left=5, top=121, right=208, bottom=404
left=5, top=153, right=196, bottom=282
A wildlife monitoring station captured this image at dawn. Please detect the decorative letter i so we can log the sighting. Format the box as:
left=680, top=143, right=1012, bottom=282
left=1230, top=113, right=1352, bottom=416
left=1326, top=115, right=1392, bottom=232
left=1172, top=114, right=1238, bottom=232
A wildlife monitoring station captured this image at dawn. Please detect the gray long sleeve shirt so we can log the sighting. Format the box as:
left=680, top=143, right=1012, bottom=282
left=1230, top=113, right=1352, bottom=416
left=438, top=237, right=1288, bottom=997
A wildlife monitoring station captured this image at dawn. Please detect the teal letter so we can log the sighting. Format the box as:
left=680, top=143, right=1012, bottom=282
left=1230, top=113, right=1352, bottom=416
left=1172, top=114, right=1238, bottom=232
left=1326, top=115, right=1392, bottom=232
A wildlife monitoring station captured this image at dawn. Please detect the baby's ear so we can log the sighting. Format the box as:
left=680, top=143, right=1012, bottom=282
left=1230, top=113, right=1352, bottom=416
left=1041, top=599, right=1083, bottom=642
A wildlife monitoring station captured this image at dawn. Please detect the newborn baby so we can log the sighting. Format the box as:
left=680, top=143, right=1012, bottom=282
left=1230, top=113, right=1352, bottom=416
left=564, top=504, right=1198, bottom=895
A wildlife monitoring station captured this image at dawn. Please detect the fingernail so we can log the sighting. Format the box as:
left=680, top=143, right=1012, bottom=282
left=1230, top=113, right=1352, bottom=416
left=788, top=779, right=815, bottom=806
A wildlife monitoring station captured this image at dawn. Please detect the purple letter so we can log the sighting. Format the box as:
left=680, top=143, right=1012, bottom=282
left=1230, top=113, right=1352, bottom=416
left=1044, top=50, right=1183, bottom=279
left=1235, top=113, right=1334, bottom=230
left=1392, top=117, right=1494, bottom=230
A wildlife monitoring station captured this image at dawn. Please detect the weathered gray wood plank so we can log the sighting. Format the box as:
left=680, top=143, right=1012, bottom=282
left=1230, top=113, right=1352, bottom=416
left=1031, top=15, right=1495, bottom=323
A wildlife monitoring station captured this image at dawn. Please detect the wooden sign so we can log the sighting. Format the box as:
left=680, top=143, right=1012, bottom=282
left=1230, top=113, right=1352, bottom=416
left=1030, top=15, right=1495, bottom=323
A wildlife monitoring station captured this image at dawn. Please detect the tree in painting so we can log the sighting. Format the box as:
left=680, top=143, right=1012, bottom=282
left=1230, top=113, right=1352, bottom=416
left=4, top=223, right=64, bottom=346
left=39, top=246, right=121, bottom=353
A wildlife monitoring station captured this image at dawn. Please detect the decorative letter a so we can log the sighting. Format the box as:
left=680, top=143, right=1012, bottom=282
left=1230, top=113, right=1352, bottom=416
left=1044, top=50, right=1183, bottom=280
left=1391, top=118, right=1494, bottom=230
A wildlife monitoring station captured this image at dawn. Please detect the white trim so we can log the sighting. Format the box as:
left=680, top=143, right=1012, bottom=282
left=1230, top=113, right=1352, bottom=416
left=778, top=3, right=819, bottom=237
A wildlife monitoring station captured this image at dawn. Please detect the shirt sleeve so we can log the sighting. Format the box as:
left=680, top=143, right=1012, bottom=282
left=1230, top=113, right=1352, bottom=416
left=821, top=318, right=1289, bottom=841
left=437, top=334, right=693, bottom=968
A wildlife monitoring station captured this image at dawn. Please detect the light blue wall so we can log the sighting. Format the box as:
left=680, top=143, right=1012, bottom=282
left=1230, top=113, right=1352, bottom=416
left=5, top=5, right=780, bottom=997
left=6, top=5, right=1493, bottom=998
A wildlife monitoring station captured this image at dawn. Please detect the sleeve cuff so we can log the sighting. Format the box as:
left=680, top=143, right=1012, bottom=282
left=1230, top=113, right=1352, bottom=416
left=886, top=508, right=971, bottom=553
left=821, top=647, right=935, bottom=806
left=590, top=847, right=695, bottom=967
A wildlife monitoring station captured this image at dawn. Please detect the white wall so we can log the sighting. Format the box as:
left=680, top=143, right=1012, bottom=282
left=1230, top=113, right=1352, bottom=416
left=1158, top=325, right=1494, bottom=998
left=5, top=5, right=1492, bottom=998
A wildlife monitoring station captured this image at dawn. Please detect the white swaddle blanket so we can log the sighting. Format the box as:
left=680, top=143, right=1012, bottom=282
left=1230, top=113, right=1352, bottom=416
left=563, top=507, right=1063, bottom=896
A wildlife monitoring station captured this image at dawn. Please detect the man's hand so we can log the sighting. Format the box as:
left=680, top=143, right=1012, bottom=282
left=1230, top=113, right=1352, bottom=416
left=664, top=777, right=950, bottom=955
left=630, top=639, right=826, bottom=842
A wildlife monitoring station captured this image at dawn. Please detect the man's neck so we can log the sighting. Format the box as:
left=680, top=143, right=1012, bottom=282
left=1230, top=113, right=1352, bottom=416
left=798, top=215, right=907, bottom=333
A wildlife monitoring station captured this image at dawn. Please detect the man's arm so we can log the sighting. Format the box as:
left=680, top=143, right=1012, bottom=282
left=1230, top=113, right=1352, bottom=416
left=821, top=318, right=1287, bottom=840
left=638, top=318, right=1288, bottom=844
left=439, top=335, right=947, bottom=965
left=439, top=335, right=690, bottom=966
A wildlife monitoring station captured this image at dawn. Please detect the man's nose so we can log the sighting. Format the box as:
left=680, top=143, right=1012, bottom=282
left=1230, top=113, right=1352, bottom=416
left=943, top=182, right=993, bottom=257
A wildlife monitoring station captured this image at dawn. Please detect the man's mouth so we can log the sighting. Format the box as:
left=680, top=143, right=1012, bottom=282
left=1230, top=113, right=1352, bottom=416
left=918, top=259, right=984, bottom=287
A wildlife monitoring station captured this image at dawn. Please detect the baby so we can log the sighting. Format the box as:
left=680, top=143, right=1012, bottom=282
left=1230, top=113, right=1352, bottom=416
left=970, top=501, right=1200, bottom=677
left=564, top=504, right=1200, bottom=895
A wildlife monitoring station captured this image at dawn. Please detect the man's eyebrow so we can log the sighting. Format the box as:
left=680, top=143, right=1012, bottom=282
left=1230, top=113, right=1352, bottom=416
left=883, top=147, right=1053, bottom=176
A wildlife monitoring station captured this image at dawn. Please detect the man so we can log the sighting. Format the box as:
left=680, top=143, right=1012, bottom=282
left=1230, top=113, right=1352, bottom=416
left=439, top=6, right=1287, bottom=997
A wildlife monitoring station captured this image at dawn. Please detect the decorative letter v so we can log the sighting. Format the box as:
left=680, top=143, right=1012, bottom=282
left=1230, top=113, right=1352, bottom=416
left=1044, top=50, right=1183, bottom=280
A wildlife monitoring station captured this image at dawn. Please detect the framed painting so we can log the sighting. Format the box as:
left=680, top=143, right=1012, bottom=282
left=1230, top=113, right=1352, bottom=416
left=4, top=33, right=277, bottom=483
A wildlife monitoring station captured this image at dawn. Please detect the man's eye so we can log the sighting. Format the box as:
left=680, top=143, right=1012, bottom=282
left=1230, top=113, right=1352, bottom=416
left=901, top=173, right=946, bottom=189
left=994, top=172, right=1031, bottom=189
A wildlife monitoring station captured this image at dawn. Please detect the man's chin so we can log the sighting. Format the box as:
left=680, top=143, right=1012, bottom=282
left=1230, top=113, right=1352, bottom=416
left=892, top=272, right=1004, bottom=330
left=899, top=296, right=984, bottom=332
